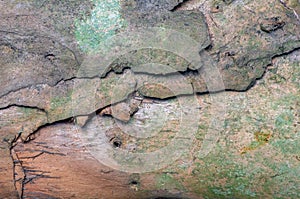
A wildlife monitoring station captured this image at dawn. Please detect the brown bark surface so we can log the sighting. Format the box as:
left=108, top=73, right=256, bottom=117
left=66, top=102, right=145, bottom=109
left=13, top=123, right=191, bottom=199
left=0, top=0, right=299, bottom=198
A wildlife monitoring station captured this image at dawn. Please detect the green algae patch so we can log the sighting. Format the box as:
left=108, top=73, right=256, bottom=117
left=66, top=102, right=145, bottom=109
left=261, top=160, right=300, bottom=199
left=50, top=92, right=72, bottom=111
left=291, top=62, right=300, bottom=88
left=75, top=0, right=126, bottom=53
left=20, top=107, right=37, bottom=117
left=271, top=136, right=300, bottom=156
left=156, top=173, right=185, bottom=191
left=189, top=148, right=258, bottom=199
left=275, top=111, right=295, bottom=133
left=48, top=90, right=74, bottom=122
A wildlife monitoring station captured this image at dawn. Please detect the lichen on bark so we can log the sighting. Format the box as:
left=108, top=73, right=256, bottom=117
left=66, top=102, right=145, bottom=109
left=75, top=0, right=127, bottom=52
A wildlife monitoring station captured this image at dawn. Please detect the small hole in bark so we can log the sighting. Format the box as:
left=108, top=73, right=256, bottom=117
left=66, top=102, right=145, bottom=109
left=225, top=51, right=236, bottom=57
left=204, top=44, right=213, bottom=50
left=112, top=139, right=122, bottom=148
left=130, top=180, right=138, bottom=185
left=45, top=53, right=56, bottom=61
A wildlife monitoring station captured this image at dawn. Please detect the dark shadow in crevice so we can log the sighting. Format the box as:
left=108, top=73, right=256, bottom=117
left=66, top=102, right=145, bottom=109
left=170, top=0, right=193, bottom=11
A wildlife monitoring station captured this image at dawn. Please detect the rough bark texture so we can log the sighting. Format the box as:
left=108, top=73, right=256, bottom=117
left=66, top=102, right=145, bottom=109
left=0, top=0, right=299, bottom=198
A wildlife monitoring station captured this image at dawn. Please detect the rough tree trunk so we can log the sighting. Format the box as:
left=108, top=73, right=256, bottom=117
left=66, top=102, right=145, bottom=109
left=0, top=0, right=299, bottom=198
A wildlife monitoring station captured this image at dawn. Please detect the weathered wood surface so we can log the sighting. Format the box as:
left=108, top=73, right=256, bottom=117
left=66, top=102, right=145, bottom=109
left=0, top=0, right=300, bottom=198
left=0, top=147, right=19, bottom=198
left=13, top=123, right=197, bottom=199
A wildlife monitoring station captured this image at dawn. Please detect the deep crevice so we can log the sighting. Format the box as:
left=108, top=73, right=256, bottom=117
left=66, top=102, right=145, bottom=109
left=10, top=147, right=21, bottom=198
left=0, top=76, right=74, bottom=99
left=170, top=0, right=193, bottom=12
left=5, top=47, right=300, bottom=145
left=13, top=117, right=76, bottom=144
left=5, top=49, right=299, bottom=199
left=0, top=104, right=47, bottom=115
left=232, top=47, right=300, bottom=92
left=7, top=46, right=300, bottom=146
left=10, top=148, right=25, bottom=199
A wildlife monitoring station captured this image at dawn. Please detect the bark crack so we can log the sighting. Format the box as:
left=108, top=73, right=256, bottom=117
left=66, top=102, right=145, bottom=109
left=10, top=145, right=65, bottom=199
left=5, top=46, right=299, bottom=198
left=171, top=0, right=197, bottom=11
left=18, top=150, right=66, bottom=160
left=278, top=0, right=300, bottom=21
left=0, top=104, right=47, bottom=114
left=10, top=148, right=25, bottom=199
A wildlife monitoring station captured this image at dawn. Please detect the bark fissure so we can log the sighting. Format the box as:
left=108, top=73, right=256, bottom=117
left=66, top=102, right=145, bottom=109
left=171, top=0, right=197, bottom=11
left=0, top=104, right=47, bottom=114
left=18, top=150, right=66, bottom=160
left=4, top=46, right=299, bottom=147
